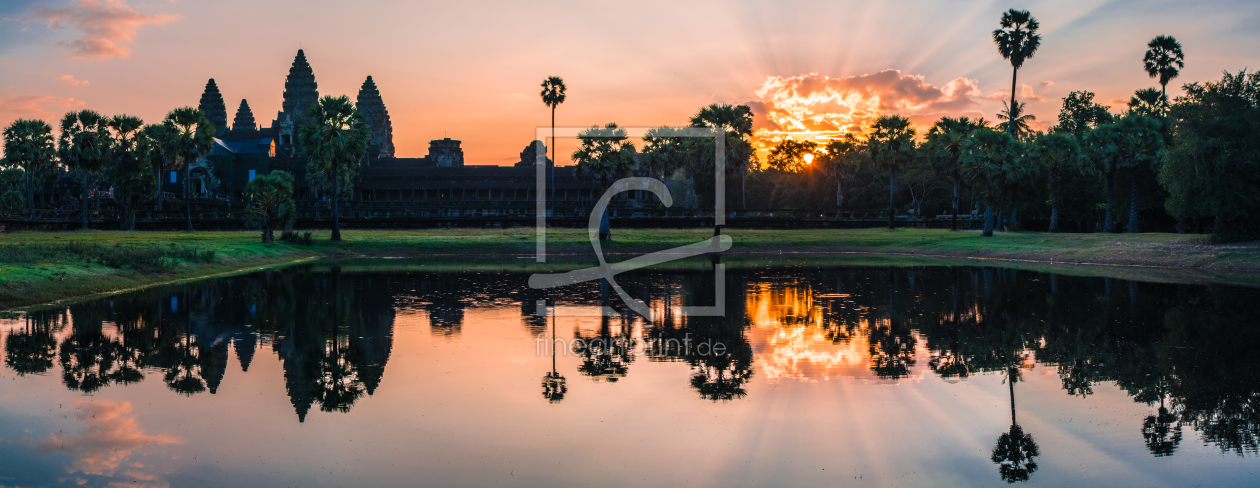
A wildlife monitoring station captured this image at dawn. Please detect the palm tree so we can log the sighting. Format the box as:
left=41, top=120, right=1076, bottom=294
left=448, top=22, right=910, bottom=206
left=106, top=115, right=145, bottom=230
left=3, top=119, right=56, bottom=211
left=572, top=123, right=637, bottom=240
left=1080, top=124, right=1123, bottom=233
left=820, top=134, right=863, bottom=211
left=299, top=95, right=371, bottom=242
left=1128, top=88, right=1168, bottom=116
left=867, top=115, right=916, bottom=230
left=4, top=320, right=57, bottom=376
left=244, top=170, right=296, bottom=243
left=1116, top=115, right=1164, bottom=233
left=925, top=117, right=987, bottom=230
left=641, top=126, right=687, bottom=184
left=960, top=129, right=1028, bottom=237
left=1030, top=132, right=1080, bottom=232
left=991, top=372, right=1040, bottom=482
left=141, top=122, right=178, bottom=211
left=58, top=110, right=112, bottom=230
left=688, top=104, right=755, bottom=210
left=996, top=100, right=1036, bottom=141
left=1144, top=35, right=1185, bottom=100
left=540, top=77, right=566, bottom=208
left=993, top=9, right=1042, bottom=137
left=541, top=308, right=566, bottom=403
left=163, top=107, right=216, bottom=231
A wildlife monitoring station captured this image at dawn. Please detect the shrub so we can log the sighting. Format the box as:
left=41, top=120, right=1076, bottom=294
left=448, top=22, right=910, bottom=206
left=279, top=230, right=313, bottom=246
left=0, top=242, right=216, bottom=270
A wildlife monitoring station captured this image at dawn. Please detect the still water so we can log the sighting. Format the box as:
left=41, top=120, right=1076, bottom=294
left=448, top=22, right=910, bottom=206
left=1, top=262, right=1258, bottom=487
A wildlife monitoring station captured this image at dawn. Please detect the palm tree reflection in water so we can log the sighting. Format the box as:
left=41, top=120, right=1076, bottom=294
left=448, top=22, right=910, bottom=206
left=992, top=365, right=1039, bottom=483
left=6, top=264, right=1260, bottom=467
left=541, top=301, right=567, bottom=403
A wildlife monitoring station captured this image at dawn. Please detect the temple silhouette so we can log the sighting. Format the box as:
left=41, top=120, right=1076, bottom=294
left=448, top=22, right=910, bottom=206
left=184, top=49, right=603, bottom=210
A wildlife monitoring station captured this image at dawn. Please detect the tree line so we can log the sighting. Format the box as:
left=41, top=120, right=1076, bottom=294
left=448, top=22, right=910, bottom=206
left=6, top=8, right=1258, bottom=243
left=1, top=96, right=370, bottom=242
left=561, top=10, right=1259, bottom=243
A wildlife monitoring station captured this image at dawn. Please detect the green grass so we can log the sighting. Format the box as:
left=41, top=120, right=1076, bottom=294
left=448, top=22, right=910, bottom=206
left=3, top=227, right=1259, bottom=310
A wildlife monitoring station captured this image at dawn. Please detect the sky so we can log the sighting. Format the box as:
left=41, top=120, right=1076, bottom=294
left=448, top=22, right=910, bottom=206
left=1, top=0, right=1258, bottom=165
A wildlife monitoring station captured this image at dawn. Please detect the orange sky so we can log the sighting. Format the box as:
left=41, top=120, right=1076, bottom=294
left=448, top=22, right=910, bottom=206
left=2, top=0, right=1259, bottom=165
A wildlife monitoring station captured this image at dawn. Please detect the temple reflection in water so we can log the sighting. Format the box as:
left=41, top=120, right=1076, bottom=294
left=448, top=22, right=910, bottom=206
left=4, top=263, right=1260, bottom=484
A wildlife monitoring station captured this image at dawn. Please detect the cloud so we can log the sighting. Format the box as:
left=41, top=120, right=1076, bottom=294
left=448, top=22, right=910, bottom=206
left=37, top=401, right=180, bottom=480
left=984, top=84, right=1046, bottom=103
left=749, top=70, right=984, bottom=144
left=1038, top=80, right=1055, bottom=87
left=59, top=74, right=88, bottom=86
left=0, top=90, right=87, bottom=121
left=32, top=0, right=180, bottom=60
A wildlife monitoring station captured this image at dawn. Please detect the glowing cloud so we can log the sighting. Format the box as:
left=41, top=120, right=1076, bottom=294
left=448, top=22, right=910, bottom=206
left=748, top=70, right=984, bottom=146
left=985, top=84, right=1047, bottom=103
left=38, top=400, right=181, bottom=479
left=32, top=0, right=180, bottom=60
left=59, top=74, right=89, bottom=86
left=0, top=90, right=87, bottom=121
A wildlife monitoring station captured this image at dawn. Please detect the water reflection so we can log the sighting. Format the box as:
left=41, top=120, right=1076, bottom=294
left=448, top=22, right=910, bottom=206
left=3, top=263, right=1260, bottom=484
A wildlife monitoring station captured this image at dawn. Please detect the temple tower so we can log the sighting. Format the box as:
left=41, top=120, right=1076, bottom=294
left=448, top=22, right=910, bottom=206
left=198, top=78, right=229, bottom=137
left=230, top=99, right=258, bottom=138
left=428, top=138, right=464, bottom=167
left=356, top=76, right=395, bottom=159
left=274, top=49, right=319, bottom=149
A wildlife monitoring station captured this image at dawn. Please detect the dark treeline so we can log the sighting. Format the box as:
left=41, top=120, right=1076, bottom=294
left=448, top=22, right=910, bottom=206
left=0, top=96, right=366, bottom=242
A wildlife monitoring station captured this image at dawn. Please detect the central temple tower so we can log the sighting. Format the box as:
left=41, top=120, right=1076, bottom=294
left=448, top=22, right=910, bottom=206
left=273, top=49, right=319, bottom=152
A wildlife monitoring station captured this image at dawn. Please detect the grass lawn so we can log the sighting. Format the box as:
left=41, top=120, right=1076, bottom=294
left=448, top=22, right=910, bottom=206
left=2, top=227, right=1258, bottom=310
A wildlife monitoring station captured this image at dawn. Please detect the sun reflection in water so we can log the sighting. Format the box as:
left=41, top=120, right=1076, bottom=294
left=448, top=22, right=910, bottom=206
left=744, top=282, right=920, bottom=383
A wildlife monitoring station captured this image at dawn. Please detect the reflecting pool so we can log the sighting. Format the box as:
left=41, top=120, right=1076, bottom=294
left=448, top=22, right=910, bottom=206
left=1, top=263, right=1258, bottom=487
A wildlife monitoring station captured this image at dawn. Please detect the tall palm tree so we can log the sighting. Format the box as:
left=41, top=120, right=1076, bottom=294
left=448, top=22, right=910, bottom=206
left=1144, top=35, right=1185, bottom=100
left=58, top=110, right=112, bottom=230
left=141, top=122, right=178, bottom=211
left=163, top=107, right=216, bottom=231
left=996, top=100, right=1037, bottom=141
left=993, top=9, right=1042, bottom=137
left=688, top=104, right=755, bottom=210
left=299, top=95, right=371, bottom=242
left=867, top=115, right=916, bottom=230
left=106, top=115, right=146, bottom=230
left=991, top=366, right=1040, bottom=482
left=541, top=307, right=566, bottom=403
left=1030, top=132, right=1080, bottom=232
left=540, top=77, right=566, bottom=208
left=925, top=117, right=987, bottom=230
left=3, top=119, right=56, bottom=211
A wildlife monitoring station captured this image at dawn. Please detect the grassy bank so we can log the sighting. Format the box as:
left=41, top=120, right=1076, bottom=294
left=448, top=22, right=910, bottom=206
left=3, top=228, right=1259, bottom=309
